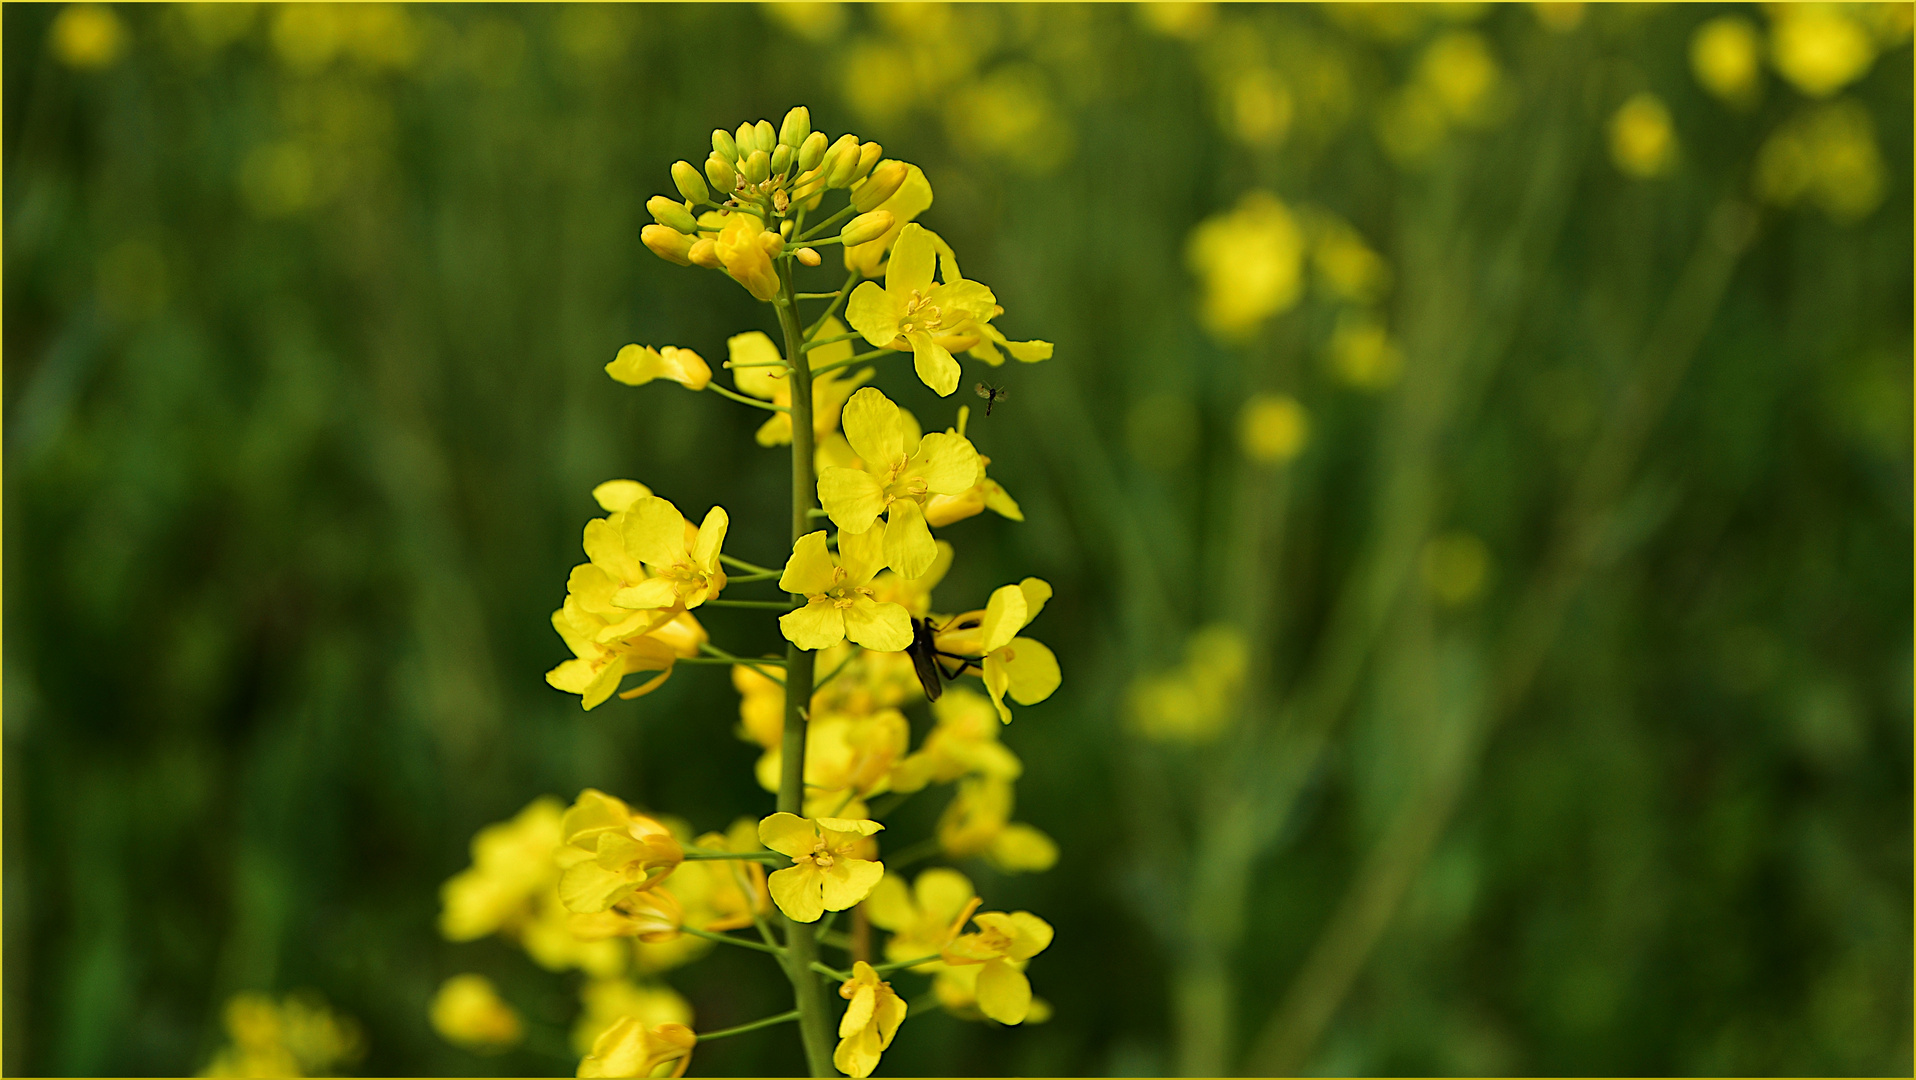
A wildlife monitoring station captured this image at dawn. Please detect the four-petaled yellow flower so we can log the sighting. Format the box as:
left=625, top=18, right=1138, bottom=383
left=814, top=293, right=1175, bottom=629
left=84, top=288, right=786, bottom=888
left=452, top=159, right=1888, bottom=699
left=939, top=910, right=1055, bottom=1025
left=818, top=387, right=979, bottom=578
left=778, top=526, right=913, bottom=652
left=847, top=224, right=999, bottom=396
left=606, top=344, right=711, bottom=391
left=758, top=812, right=885, bottom=923
left=727, top=317, right=871, bottom=446
left=844, top=163, right=932, bottom=278
left=612, top=495, right=729, bottom=611
left=575, top=1017, right=696, bottom=1079
left=933, top=578, right=1061, bottom=722
left=555, top=789, right=685, bottom=914
left=833, top=961, right=908, bottom=1079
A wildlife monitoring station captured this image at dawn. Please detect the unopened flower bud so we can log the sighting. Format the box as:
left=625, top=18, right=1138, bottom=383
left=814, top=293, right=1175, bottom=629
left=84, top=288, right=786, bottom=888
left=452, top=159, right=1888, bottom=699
left=853, top=161, right=907, bottom=211
left=852, top=142, right=883, bottom=182
left=736, top=123, right=757, bottom=157
left=754, top=120, right=777, bottom=154
left=796, top=247, right=822, bottom=266
left=771, top=143, right=794, bottom=176
left=798, top=130, right=829, bottom=173
left=757, top=230, right=784, bottom=257
left=647, top=195, right=698, bottom=234
left=705, top=153, right=737, bottom=195
left=823, top=135, right=861, bottom=187
left=688, top=237, right=721, bottom=269
left=741, top=149, right=771, bottom=185
left=670, top=161, right=708, bottom=205
left=642, top=224, right=696, bottom=265
left=841, top=209, right=896, bottom=246
left=779, top=218, right=794, bottom=239
left=712, top=128, right=738, bottom=162
left=779, top=106, right=811, bottom=149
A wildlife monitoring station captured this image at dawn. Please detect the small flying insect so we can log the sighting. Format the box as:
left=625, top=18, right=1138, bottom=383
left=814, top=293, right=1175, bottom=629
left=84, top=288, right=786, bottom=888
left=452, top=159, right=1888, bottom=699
left=904, top=614, right=985, bottom=701
left=973, top=381, right=1009, bottom=416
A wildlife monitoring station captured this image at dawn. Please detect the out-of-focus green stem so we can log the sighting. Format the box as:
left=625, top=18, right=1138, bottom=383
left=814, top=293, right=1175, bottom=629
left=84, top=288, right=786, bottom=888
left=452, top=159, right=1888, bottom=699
left=774, top=259, right=837, bottom=1079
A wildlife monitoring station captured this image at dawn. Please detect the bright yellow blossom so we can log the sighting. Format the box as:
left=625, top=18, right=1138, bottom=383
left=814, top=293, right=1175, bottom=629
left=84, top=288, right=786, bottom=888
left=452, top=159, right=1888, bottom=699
left=847, top=224, right=999, bottom=396
left=1187, top=191, right=1305, bottom=339
left=1768, top=4, right=1876, bottom=98
left=571, top=979, right=693, bottom=1057
left=200, top=992, right=364, bottom=1078
left=1691, top=16, right=1763, bottom=107
left=866, top=867, right=979, bottom=970
left=936, top=775, right=1060, bottom=873
left=712, top=210, right=784, bottom=301
left=932, top=578, right=1060, bottom=722
left=778, top=527, right=913, bottom=651
left=439, top=796, right=565, bottom=942
left=568, top=885, right=685, bottom=944
left=555, top=789, right=685, bottom=914
left=891, top=687, right=1022, bottom=792
left=728, top=318, right=871, bottom=446
left=611, top=495, right=729, bottom=610
left=939, top=910, right=1054, bottom=1025
left=606, top=344, right=712, bottom=391
left=576, top=1017, right=696, bottom=1079
left=520, top=887, right=631, bottom=977
left=818, top=387, right=979, bottom=577
left=430, top=974, right=524, bottom=1053
left=834, top=961, right=908, bottom=1078
left=867, top=540, right=954, bottom=618
left=924, top=409, right=1024, bottom=527
left=758, top=812, right=885, bottom=922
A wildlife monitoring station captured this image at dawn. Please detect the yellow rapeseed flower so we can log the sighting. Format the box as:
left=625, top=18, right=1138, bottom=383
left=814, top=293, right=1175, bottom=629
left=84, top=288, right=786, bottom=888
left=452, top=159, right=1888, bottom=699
left=758, top=812, right=885, bottom=922
left=555, top=789, right=685, bottom=914
left=935, top=775, right=1060, bottom=873
left=1128, top=624, right=1250, bottom=743
left=923, top=408, right=1024, bottom=527
left=865, top=867, right=979, bottom=970
left=200, top=992, right=364, bottom=1078
left=712, top=210, right=784, bottom=301
left=1769, top=4, right=1876, bottom=98
left=576, top=1017, right=695, bottom=1079
left=611, top=495, right=729, bottom=611
left=51, top=4, right=125, bottom=69
left=817, top=387, right=980, bottom=578
left=1755, top=100, right=1886, bottom=224
left=1691, top=15, right=1763, bottom=107
left=778, top=527, right=913, bottom=652
left=606, top=344, right=711, bottom=391
left=847, top=224, right=999, bottom=395
left=932, top=578, right=1060, bottom=722
left=1187, top=191, right=1305, bottom=339
left=1239, top=394, right=1309, bottom=464
left=890, top=687, right=1023, bottom=792
left=1327, top=312, right=1405, bottom=390
left=570, top=979, right=693, bottom=1057
left=727, top=319, right=870, bottom=446
left=834, top=961, right=908, bottom=1078
left=430, top=974, right=524, bottom=1053
left=845, top=163, right=934, bottom=277
left=439, top=796, right=564, bottom=942
left=939, top=910, right=1054, bottom=1024
left=1609, top=92, right=1677, bottom=178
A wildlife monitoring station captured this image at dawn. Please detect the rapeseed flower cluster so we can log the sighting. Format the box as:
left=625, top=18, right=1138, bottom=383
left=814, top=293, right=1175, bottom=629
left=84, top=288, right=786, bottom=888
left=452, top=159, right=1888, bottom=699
left=440, top=107, right=1060, bottom=1077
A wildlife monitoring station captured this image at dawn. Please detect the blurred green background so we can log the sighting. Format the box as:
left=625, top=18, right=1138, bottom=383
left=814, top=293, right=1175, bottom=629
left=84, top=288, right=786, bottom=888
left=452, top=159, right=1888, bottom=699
left=5, top=2, right=1911, bottom=1076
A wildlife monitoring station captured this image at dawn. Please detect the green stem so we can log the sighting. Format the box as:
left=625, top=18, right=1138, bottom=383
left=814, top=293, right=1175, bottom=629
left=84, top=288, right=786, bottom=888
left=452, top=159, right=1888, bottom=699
left=719, top=553, right=781, bottom=576
left=709, top=383, right=788, bottom=412
left=796, top=292, right=843, bottom=299
left=868, top=953, right=941, bottom=975
left=865, top=789, right=915, bottom=819
left=675, top=655, right=785, bottom=666
left=810, top=960, right=852, bottom=982
left=812, top=648, right=860, bottom=695
left=704, top=599, right=796, bottom=610
left=798, top=202, right=859, bottom=242
left=775, top=259, right=838, bottom=1079
left=679, top=924, right=785, bottom=956
left=884, top=837, right=941, bottom=871
left=808, top=347, right=896, bottom=377
left=698, top=1010, right=802, bottom=1042
left=804, top=269, right=861, bottom=340
left=800, top=330, right=862, bottom=352
left=682, top=849, right=786, bottom=863
left=725, top=570, right=784, bottom=583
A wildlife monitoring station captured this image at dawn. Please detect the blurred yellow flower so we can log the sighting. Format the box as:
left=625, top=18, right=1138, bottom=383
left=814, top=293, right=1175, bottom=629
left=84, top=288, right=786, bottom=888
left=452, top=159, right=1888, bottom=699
left=758, top=812, right=885, bottom=922
left=817, top=386, right=980, bottom=577
left=1691, top=15, right=1763, bottom=107
left=200, top=992, right=364, bottom=1078
left=1532, top=3, right=1585, bottom=33
left=571, top=979, right=693, bottom=1057
left=1138, top=1, right=1217, bottom=40
left=1224, top=68, right=1294, bottom=148
left=866, top=867, right=979, bottom=969
left=1421, top=531, right=1492, bottom=607
left=576, top=1017, right=695, bottom=1079
left=1128, top=624, right=1250, bottom=743
left=1328, top=311, right=1405, bottom=390
left=555, top=789, right=685, bottom=914
left=1187, top=191, right=1305, bottom=339
left=1311, top=217, right=1392, bottom=304
left=430, top=974, right=524, bottom=1053
left=51, top=4, right=124, bottom=69
left=778, top=527, right=913, bottom=652
left=935, top=775, right=1059, bottom=873
left=834, top=961, right=908, bottom=1078
left=1755, top=99, right=1886, bottom=224
left=727, top=320, right=870, bottom=446
left=848, top=224, right=999, bottom=395
left=439, top=796, right=564, bottom=942
left=1609, top=92, right=1677, bottom=178
left=606, top=345, right=712, bottom=391
left=944, top=66, right=1074, bottom=175
left=891, top=686, right=1023, bottom=792
left=1768, top=4, right=1876, bottom=98
left=1419, top=32, right=1501, bottom=126
left=1239, top=394, right=1309, bottom=464
left=940, top=910, right=1054, bottom=1024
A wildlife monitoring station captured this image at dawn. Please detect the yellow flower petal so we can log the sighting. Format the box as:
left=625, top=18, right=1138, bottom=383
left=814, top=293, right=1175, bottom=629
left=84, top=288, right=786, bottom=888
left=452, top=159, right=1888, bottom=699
left=818, top=467, right=888, bottom=534
left=558, top=860, right=633, bottom=914
left=612, top=578, right=679, bottom=610
left=916, top=867, right=977, bottom=922
left=846, top=281, right=902, bottom=348
left=780, top=598, right=846, bottom=651
left=841, top=386, right=905, bottom=466
left=979, top=584, right=1029, bottom=655
left=907, top=432, right=981, bottom=495
left=842, top=597, right=912, bottom=652
left=908, top=333, right=961, bottom=397
left=757, top=812, right=815, bottom=857
left=624, top=496, right=690, bottom=570
left=1002, top=910, right=1056, bottom=960
left=863, top=873, right=916, bottom=931
left=886, top=223, right=938, bottom=301
left=692, top=506, right=728, bottom=575
left=819, top=858, right=885, bottom=911
left=778, top=531, right=838, bottom=595
left=974, top=959, right=1032, bottom=1024
left=929, top=279, right=998, bottom=323
left=836, top=521, right=888, bottom=585
left=881, top=499, right=938, bottom=579
left=768, top=864, right=824, bottom=922
left=727, top=331, right=787, bottom=400
left=592, top=479, right=652, bottom=513
left=1002, top=637, right=1060, bottom=706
